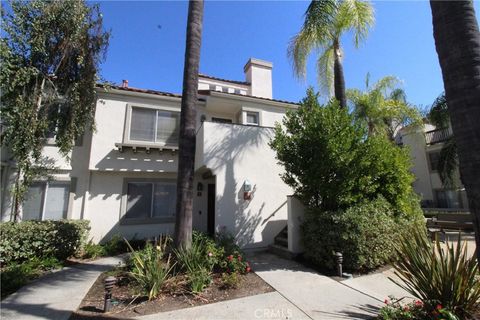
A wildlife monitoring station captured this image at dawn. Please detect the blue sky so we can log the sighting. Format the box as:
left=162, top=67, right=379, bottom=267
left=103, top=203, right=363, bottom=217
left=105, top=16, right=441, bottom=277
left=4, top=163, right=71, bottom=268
left=98, top=1, right=480, bottom=109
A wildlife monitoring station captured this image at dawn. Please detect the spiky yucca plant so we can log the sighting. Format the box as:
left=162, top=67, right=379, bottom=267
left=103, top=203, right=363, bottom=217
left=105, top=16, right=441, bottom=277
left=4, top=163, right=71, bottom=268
left=391, top=230, right=480, bottom=318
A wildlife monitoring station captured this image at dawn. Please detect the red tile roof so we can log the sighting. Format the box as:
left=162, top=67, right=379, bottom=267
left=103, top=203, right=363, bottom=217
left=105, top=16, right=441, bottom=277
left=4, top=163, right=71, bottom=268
left=199, top=73, right=250, bottom=86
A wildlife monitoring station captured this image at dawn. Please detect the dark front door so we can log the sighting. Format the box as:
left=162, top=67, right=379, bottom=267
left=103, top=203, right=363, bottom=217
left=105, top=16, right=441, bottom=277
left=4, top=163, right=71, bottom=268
left=207, top=184, right=215, bottom=236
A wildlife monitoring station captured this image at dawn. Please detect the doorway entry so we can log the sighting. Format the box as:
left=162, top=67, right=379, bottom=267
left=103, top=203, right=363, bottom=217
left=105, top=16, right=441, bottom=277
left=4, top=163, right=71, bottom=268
left=207, top=184, right=215, bottom=236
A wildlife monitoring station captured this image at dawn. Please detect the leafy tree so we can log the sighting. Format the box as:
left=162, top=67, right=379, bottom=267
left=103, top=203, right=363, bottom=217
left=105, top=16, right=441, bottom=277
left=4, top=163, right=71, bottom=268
left=427, top=93, right=458, bottom=186
left=0, top=0, right=109, bottom=220
left=430, top=0, right=480, bottom=264
left=174, top=0, right=204, bottom=249
left=288, top=0, right=374, bottom=107
left=347, top=74, right=422, bottom=140
left=270, top=88, right=420, bottom=217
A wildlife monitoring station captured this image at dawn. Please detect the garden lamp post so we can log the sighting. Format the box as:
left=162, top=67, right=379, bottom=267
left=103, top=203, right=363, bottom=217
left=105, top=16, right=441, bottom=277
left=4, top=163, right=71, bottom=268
left=104, top=276, right=117, bottom=313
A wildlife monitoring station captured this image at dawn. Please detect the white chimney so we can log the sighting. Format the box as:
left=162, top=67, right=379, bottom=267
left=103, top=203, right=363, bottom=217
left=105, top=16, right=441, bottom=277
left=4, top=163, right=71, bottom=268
left=244, top=58, right=272, bottom=99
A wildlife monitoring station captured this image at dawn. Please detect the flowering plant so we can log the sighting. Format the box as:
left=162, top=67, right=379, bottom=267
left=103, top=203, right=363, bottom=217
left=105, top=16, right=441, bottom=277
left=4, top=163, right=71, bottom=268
left=378, top=296, right=460, bottom=320
left=220, top=252, right=250, bottom=274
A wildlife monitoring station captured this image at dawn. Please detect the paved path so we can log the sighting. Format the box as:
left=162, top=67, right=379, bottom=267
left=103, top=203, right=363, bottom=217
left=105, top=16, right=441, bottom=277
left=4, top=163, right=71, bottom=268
left=138, top=252, right=411, bottom=320
left=1, top=256, right=124, bottom=320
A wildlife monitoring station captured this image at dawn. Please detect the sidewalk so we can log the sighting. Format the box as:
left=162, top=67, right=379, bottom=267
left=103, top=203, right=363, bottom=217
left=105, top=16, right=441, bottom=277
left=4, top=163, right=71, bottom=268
left=1, top=256, right=124, bottom=320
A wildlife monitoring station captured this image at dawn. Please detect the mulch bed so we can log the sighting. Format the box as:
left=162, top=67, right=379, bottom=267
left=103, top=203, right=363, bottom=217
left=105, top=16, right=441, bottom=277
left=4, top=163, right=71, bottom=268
left=70, top=270, right=274, bottom=319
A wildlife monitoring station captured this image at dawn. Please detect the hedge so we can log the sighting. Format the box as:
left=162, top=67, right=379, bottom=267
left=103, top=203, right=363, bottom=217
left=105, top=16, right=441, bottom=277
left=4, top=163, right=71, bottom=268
left=0, top=220, right=90, bottom=265
left=302, top=197, right=420, bottom=272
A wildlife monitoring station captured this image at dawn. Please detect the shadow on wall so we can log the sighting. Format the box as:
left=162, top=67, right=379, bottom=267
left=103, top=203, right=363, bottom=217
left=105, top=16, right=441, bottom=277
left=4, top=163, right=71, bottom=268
left=94, top=149, right=178, bottom=172
left=202, top=123, right=286, bottom=248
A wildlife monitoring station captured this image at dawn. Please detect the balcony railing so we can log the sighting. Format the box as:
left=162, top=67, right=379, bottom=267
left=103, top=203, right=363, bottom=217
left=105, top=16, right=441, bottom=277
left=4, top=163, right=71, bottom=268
left=425, top=127, right=452, bottom=145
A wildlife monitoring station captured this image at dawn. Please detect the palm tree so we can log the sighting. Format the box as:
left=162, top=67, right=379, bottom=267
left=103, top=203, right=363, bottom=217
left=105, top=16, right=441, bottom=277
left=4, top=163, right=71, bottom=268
left=288, top=0, right=374, bottom=108
left=174, top=0, right=204, bottom=249
left=430, top=0, right=480, bottom=264
left=347, top=74, right=422, bottom=140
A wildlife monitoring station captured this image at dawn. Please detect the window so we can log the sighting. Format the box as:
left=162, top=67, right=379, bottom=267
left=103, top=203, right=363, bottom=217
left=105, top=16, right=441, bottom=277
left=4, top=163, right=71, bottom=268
left=435, top=189, right=462, bottom=209
left=245, top=111, right=259, bottom=125
left=428, top=151, right=441, bottom=172
left=22, top=181, right=70, bottom=220
left=129, top=107, right=180, bottom=145
left=234, top=89, right=241, bottom=95
left=222, top=87, right=229, bottom=93
left=125, top=181, right=176, bottom=221
left=211, top=117, right=232, bottom=124
left=209, top=84, right=216, bottom=91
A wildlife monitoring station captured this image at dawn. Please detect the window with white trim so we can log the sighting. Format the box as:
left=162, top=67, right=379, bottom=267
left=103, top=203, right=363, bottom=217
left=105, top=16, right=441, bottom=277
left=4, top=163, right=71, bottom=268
left=125, top=181, right=176, bottom=220
left=245, top=111, right=259, bottom=125
left=129, top=107, right=180, bottom=145
left=22, top=181, right=70, bottom=220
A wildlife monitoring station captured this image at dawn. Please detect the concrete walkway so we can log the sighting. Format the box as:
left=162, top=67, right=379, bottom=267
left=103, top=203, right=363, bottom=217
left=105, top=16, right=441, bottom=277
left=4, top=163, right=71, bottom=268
left=138, top=252, right=411, bottom=320
left=1, top=256, right=124, bottom=320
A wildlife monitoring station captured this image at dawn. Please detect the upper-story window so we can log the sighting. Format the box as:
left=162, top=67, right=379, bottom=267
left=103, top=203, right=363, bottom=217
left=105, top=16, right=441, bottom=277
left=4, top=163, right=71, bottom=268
left=129, top=107, right=180, bottom=145
left=245, top=111, right=259, bottom=125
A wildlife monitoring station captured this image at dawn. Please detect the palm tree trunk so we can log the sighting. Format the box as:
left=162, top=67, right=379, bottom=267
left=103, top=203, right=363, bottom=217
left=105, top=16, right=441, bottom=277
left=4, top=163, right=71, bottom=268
left=430, top=0, right=480, bottom=264
left=333, top=39, right=347, bottom=108
left=174, top=0, right=204, bottom=250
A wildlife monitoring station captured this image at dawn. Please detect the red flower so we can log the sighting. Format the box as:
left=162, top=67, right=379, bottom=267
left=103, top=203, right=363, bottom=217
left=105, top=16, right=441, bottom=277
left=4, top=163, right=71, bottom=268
left=414, top=300, right=423, bottom=307
left=436, top=304, right=443, bottom=310
left=245, top=266, right=251, bottom=273
left=238, top=255, right=242, bottom=261
left=384, top=299, right=389, bottom=305
left=227, top=255, right=233, bottom=261
left=403, top=306, right=410, bottom=312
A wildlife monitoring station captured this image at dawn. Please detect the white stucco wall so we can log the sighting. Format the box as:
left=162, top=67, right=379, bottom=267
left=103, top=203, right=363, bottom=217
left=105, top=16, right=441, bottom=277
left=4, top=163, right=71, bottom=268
left=198, top=122, right=292, bottom=249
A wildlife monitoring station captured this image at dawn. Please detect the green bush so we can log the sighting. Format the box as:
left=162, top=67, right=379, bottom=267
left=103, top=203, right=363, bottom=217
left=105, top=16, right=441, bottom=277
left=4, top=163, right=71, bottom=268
left=270, top=88, right=421, bottom=217
left=221, top=272, right=240, bottom=289
left=1, top=256, right=62, bottom=297
left=81, top=239, right=107, bottom=259
left=303, top=197, right=418, bottom=271
left=0, top=220, right=90, bottom=264
left=391, top=230, right=480, bottom=318
left=127, top=238, right=174, bottom=300
left=378, top=297, right=460, bottom=320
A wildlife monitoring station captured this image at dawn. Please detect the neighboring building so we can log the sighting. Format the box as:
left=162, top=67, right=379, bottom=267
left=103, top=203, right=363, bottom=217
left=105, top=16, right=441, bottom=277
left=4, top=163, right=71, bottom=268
left=398, top=123, right=469, bottom=210
left=0, top=58, right=298, bottom=249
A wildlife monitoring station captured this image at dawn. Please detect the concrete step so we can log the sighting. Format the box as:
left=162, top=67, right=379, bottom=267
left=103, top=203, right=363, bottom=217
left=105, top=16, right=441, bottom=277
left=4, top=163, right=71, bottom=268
left=268, top=244, right=294, bottom=260
left=274, top=236, right=288, bottom=247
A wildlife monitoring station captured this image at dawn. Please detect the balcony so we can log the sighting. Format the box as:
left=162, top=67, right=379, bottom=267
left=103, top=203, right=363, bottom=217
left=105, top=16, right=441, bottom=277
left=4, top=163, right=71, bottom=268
left=195, top=121, right=274, bottom=173
left=425, top=127, right=452, bottom=145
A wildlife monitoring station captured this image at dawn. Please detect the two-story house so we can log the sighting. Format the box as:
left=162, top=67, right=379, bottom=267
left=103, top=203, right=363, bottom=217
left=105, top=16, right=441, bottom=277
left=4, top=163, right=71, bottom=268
left=0, top=58, right=298, bottom=250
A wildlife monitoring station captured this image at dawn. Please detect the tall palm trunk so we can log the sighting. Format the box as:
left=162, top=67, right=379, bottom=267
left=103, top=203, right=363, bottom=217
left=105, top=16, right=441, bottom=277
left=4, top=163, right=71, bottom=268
left=430, top=0, right=480, bottom=263
left=333, top=38, right=346, bottom=108
left=174, top=0, right=204, bottom=249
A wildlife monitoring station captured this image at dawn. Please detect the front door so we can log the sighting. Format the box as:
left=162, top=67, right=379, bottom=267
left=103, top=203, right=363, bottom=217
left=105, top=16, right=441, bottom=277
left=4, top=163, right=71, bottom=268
left=207, top=184, right=215, bottom=236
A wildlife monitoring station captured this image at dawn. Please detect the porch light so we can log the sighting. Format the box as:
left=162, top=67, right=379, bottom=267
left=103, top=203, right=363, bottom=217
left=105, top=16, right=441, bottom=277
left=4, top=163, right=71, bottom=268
left=243, top=180, right=252, bottom=200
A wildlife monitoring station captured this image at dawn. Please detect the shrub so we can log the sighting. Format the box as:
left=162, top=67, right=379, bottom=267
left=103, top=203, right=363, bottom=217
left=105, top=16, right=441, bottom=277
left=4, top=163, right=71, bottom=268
left=127, top=239, right=174, bottom=300
left=270, top=88, right=421, bottom=217
left=220, top=253, right=249, bottom=274
left=81, top=239, right=107, bottom=259
left=378, top=297, right=459, bottom=320
left=391, top=230, right=480, bottom=318
left=0, top=220, right=90, bottom=264
left=302, top=197, right=418, bottom=271
left=221, top=272, right=240, bottom=289
left=174, top=235, right=216, bottom=293
left=1, top=256, right=62, bottom=297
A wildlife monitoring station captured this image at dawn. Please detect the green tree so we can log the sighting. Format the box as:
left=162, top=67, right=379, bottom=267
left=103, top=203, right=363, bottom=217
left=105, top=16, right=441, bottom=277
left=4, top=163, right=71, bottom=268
left=174, top=0, right=204, bottom=249
left=347, top=74, right=422, bottom=140
left=288, top=0, right=374, bottom=108
left=0, top=0, right=109, bottom=221
left=430, top=0, right=480, bottom=263
left=270, top=88, right=419, bottom=217
left=427, top=93, right=458, bottom=187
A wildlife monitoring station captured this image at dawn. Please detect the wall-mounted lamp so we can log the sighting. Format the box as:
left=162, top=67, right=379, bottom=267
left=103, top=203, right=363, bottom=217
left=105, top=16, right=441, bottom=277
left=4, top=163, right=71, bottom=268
left=197, top=182, right=203, bottom=196
left=243, top=180, right=252, bottom=200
